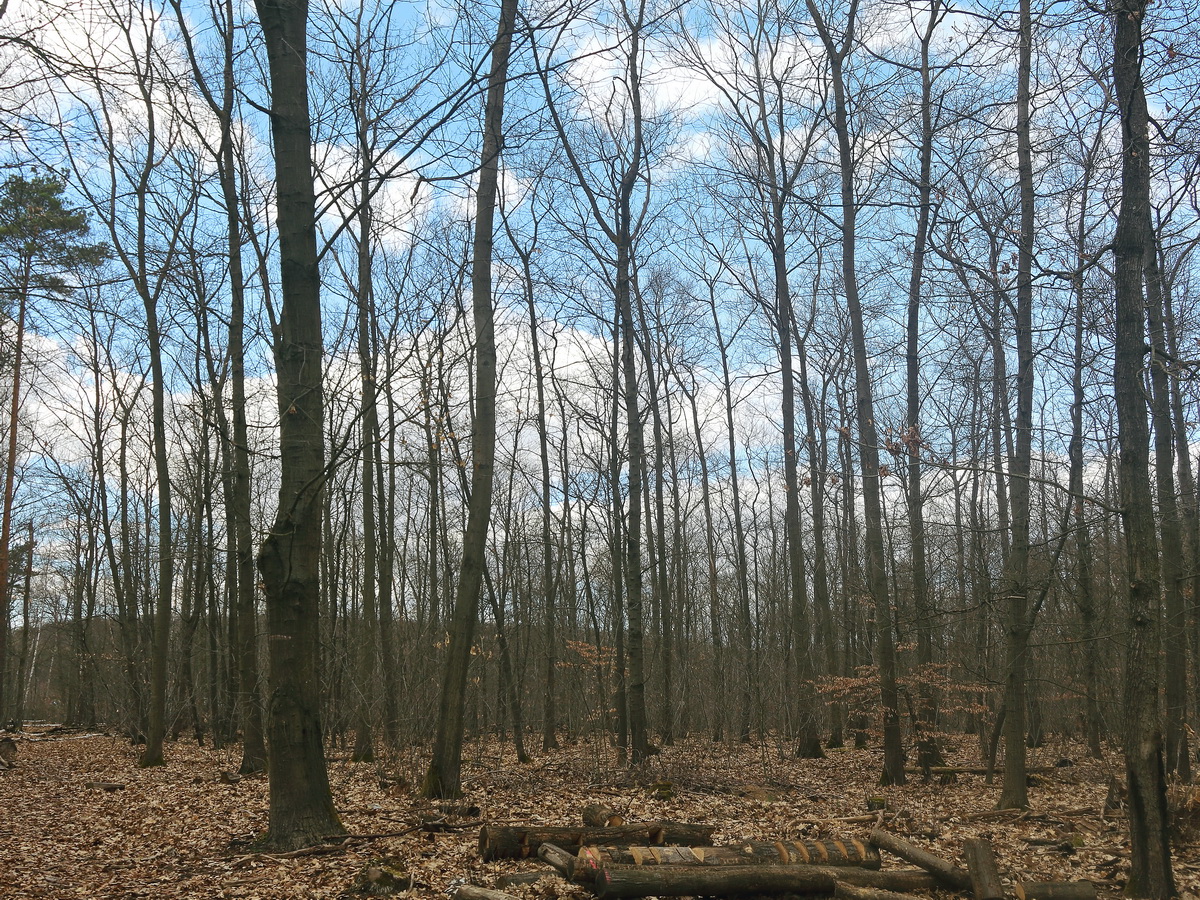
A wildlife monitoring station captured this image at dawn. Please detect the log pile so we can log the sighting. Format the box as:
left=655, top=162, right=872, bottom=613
left=459, top=806, right=1096, bottom=900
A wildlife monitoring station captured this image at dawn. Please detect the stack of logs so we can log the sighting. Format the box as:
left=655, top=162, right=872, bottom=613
left=461, top=806, right=1097, bottom=900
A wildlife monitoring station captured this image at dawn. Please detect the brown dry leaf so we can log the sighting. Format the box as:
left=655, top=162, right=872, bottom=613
left=0, top=730, right=1196, bottom=899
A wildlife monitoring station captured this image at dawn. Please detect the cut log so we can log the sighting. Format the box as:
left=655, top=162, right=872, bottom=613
left=591, top=863, right=837, bottom=899
left=868, top=830, right=971, bottom=891
left=575, top=840, right=880, bottom=874
left=574, top=855, right=933, bottom=891
left=962, top=839, right=1004, bottom=900
left=583, top=804, right=625, bottom=827
left=835, top=882, right=929, bottom=900
left=479, top=823, right=715, bottom=861
left=826, top=869, right=940, bottom=892
left=1015, top=882, right=1097, bottom=900
left=496, top=871, right=557, bottom=888
left=455, top=887, right=520, bottom=900
left=538, top=843, right=574, bottom=877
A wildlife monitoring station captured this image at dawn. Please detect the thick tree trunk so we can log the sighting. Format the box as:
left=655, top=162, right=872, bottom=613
left=1111, top=0, right=1175, bottom=892
left=252, top=0, right=343, bottom=849
left=138, top=267, right=174, bottom=769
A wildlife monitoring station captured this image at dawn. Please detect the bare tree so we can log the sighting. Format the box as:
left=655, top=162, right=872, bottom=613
left=423, top=0, right=520, bottom=797
left=252, top=0, right=344, bottom=849
left=1111, top=0, right=1175, bottom=890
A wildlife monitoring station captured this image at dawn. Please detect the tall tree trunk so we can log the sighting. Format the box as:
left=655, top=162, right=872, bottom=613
left=1112, top=0, right=1175, bottom=891
left=683, top=375, right=724, bottom=740
left=1145, top=241, right=1190, bottom=780
left=906, top=0, right=943, bottom=770
left=710, top=297, right=754, bottom=742
left=1162, top=251, right=1200, bottom=739
left=138, top=243, right=175, bottom=770
left=1069, top=178, right=1103, bottom=761
left=998, top=0, right=1035, bottom=811
left=422, top=0, right=517, bottom=796
left=807, top=0, right=903, bottom=783
left=0, top=265, right=29, bottom=725
left=796, top=310, right=840, bottom=748
left=510, top=245, right=560, bottom=752
left=634, top=285, right=673, bottom=747
left=252, top=0, right=344, bottom=849
left=352, top=69, right=380, bottom=764
left=775, top=211, right=821, bottom=758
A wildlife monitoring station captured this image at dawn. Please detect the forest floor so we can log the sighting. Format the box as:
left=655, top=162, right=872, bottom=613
left=2, top=726, right=1199, bottom=900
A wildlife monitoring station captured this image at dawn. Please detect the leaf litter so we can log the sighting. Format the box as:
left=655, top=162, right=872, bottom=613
left=1, top=728, right=1197, bottom=900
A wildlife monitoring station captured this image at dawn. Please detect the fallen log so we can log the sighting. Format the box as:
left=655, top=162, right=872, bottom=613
left=591, top=863, right=837, bottom=899
left=85, top=782, right=126, bottom=792
left=479, top=823, right=715, bottom=861
left=868, top=830, right=971, bottom=891
left=825, top=868, right=941, bottom=892
left=455, top=886, right=520, bottom=900
left=576, top=854, right=931, bottom=897
left=1014, top=882, right=1097, bottom=900
left=496, top=871, right=557, bottom=888
left=835, top=882, right=929, bottom=900
left=962, top=838, right=1003, bottom=900
left=583, top=804, right=625, bottom=827
left=574, top=840, right=880, bottom=874
left=735, top=887, right=924, bottom=900
left=538, top=843, right=574, bottom=877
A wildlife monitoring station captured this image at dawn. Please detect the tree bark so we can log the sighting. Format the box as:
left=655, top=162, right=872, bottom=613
left=575, top=841, right=880, bottom=874
left=478, top=823, right=716, bottom=861
left=1145, top=241, right=1190, bottom=780
left=807, top=0, right=903, bottom=783
left=1111, top=0, right=1176, bottom=891
left=867, top=831, right=970, bottom=891
left=422, top=0, right=518, bottom=797
left=592, top=864, right=836, bottom=899
left=998, top=0, right=1035, bottom=811
left=962, top=839, right=1003, bottom=900
left=252, top=0, right=344, bottom=849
